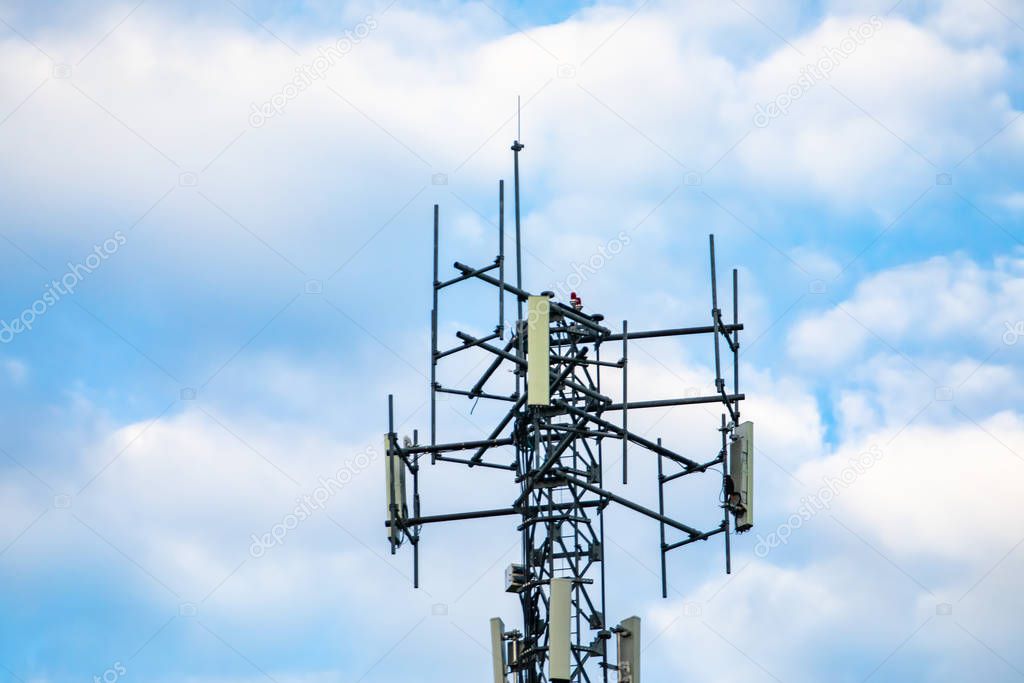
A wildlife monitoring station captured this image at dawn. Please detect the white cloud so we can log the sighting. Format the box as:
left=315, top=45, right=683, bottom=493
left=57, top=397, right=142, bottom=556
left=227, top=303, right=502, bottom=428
left=0, top=0, right=1019, bottom=272
left=923, top=0, right=1024, bottom=50
left=647, top=559, right=929, bottom=682
left=792, top=411, right=1024, bottom=566
left=2, top=357, right=27, bottom=383
left=644, top=400, right=1024, bottom=680
left=788, top=252, right=1024, bottom=368
left=999, top=192, right=1024, bottom=212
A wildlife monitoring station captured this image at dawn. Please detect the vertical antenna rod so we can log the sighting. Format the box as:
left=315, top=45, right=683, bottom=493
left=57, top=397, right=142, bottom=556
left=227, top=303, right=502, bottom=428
left=498, top=180, right=505, bottom=339
left=724, top=267, right=740, bottom=575
left=413, top=428, right=420, bottom=588
left=722, top=413, right=731, bottom=575
left=733, top=267, right=740, bottom=421
left=597, top=340, right=610, bottom=683
left=512, top=98, right=525, bottom=324
left=709, top=235, right=724, bottom=403
left=657, top=437, right=667, bottom=598
left=622, top=320, right=629, bottom=485
left=431, top=205, right=439, bottom=464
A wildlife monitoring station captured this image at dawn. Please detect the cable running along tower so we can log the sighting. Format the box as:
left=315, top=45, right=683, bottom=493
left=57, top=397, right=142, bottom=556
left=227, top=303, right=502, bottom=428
left=384, top=138, right=754, bottom=683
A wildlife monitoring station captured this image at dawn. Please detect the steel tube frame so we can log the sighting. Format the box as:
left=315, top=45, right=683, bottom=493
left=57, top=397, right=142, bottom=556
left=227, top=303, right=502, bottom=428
left=385, top=141, right=746, bottom=683
left=452, top=262, right=611, bottom=336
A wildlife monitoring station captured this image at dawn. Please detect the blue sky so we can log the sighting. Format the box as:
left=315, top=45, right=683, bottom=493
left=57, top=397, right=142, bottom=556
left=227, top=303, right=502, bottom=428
left=0, top=0, right=1022, bottom=681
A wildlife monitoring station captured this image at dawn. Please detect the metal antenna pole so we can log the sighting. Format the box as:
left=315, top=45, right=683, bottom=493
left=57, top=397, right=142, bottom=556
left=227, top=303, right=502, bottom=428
left=596, top=339, right=610, bottom=683
left=709, top=235, right=724, bottom=403
left=733, top=268, right=740, bottom=420
left=622, top=320, right=628, bottom=485
left=657, top=436, right=667, bottom=597
left=413, top=428, right=420, bottom=588
left=512, top=134, right=525, bottom=323
left=722, top=413, right=731, bottom=575
left=499, top=180, right=505, bottom=338
left=724, top=267, right=740, bottom=575
left=431, top=205, right=439, bottom=464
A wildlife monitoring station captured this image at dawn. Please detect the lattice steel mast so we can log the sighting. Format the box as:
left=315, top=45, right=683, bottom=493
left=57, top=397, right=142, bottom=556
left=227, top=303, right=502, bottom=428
left=384, top=139, right=752, bottom=683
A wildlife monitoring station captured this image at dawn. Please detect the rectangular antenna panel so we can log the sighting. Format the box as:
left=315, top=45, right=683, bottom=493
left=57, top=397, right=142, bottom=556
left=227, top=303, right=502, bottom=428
left=730, top=421, right=754, bottom=532
left=489, top=617, right=506, bottom=683
left=616, top=616, right=641, bottom=683
left=527, top=296, right=550, bottom=406
left=549, top=577, right=572, bottom=682
left=385, top=435, right=407, bottom=544
left=505, top=563, right=527, bottom=593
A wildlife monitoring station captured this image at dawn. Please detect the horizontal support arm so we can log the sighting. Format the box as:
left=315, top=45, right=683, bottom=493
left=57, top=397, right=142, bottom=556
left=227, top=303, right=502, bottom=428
left=583, top=323, right=743, bottom=343
left=404, top=437, right=514, bottom=455
left=559, top=471, right=702, bottom=537
left=436, top=260, right=500, bottom=290
left=434, top=453, right=516, bottom=471
left=435, top=331, right=501, bottom=360
left=661, top=454, right=723, bottom=483
left=385, top=500, right=604, bottom=528
left=664, top=522, right=727, bottom=551
left=453, top=261, right=611, bottom=336
left=600, top=393, right=745, bottom=412
left=435, top=385, right=516, bottom=402
left=385, top=506, right=519, bottom=527
left=556, top=401, right=700, bottom=470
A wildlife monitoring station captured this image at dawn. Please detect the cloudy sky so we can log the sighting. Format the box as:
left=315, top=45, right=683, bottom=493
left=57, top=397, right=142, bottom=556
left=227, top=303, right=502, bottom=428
left=0, top=0, right=1022, bottom=681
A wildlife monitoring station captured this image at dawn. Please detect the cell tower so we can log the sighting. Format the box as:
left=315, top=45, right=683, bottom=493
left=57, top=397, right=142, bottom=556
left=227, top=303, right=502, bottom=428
left=384, top=139, right=753, bottom=683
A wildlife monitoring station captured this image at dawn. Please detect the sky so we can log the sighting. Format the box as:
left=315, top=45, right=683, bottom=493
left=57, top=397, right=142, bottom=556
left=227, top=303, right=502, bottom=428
left=0, top=0, right=1022, bottom=681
